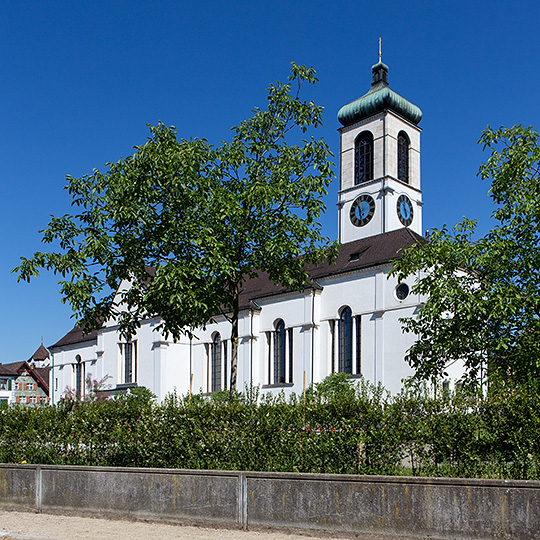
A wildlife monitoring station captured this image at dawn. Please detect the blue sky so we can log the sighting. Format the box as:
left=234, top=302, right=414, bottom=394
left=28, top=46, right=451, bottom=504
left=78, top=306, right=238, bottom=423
left=2, top=0, right=539, bottom=361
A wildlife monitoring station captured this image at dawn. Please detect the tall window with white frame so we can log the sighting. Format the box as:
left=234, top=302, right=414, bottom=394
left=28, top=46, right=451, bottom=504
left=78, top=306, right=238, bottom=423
left=329, top=308, right=361, bottom=376
left=120, top=341, right=137, bottom=384
left=354, top=131, right=374, bottom=185
left=338, top=307, right=353, bottom=374
left=355, top=315, right=361, bottom=375
left=397, top=131, right=410, bottom=184
left=75, top=355, right=83, bottom=397
left=223, top=339, right=228, bottom=391
left=287, top=328, right=293, bottom=384
left=274, top=319, right=286, bottom=384
left=266, top=319, right=293, bottom=385
left=211, top=332, right=222, bottom=392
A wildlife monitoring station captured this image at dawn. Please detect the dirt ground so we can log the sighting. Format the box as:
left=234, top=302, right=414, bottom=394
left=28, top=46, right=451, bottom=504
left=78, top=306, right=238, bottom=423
left=0, top=510, right=438, bottom=540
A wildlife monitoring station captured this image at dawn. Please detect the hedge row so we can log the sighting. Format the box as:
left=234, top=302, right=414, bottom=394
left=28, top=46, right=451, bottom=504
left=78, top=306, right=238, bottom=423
left=1, top=374, right=539, bottom=479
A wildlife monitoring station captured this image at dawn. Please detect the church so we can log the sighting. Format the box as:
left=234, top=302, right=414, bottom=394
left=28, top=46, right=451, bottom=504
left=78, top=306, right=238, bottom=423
left=49, top=59, right=449, bottom=402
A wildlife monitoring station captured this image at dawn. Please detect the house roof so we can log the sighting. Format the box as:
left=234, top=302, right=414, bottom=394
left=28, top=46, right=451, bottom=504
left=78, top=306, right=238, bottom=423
left=0, top=361, right=26, bottom=376
left=50, top=228, right=423, bottom=348
left=0, top=361, right=50, bottom=394
left=33, top=367, right=51, bottom=392
left=29, top=344, right=50, bottom=362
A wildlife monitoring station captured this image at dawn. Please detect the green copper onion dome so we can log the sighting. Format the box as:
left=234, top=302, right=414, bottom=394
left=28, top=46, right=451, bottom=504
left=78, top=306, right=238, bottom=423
left=337, top=62, right=422, bottom=127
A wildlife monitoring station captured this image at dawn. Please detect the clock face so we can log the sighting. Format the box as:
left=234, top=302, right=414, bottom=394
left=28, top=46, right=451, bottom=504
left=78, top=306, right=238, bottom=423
left=350, top=194, right=375, bottom=227
left=397, top=194, right=414, bottom=227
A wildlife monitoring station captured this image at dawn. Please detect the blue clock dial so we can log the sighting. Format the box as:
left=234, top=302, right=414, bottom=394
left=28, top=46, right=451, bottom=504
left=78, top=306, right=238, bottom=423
left=397, top=194, right=413, bottom=226
left=350, top=194, right=375, bottom=227
left=400, top=201, right=410, bottom=220
left=357, top=200, right=371, bottom=219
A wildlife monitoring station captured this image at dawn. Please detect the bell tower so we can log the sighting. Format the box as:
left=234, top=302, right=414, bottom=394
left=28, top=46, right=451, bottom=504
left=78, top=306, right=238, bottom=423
left=337, top=56, right=423, bottom=243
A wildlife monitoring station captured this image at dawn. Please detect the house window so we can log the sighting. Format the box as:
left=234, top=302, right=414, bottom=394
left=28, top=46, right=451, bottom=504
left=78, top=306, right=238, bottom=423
left=266, top=320, right=293, bottom=385
left=120, top=342, right=137, bottom=384
left=355, top=131, right=374, bottom=184
left=397, top=131, right=410, bottom=183
left=211, top=332, right=222, bottom=392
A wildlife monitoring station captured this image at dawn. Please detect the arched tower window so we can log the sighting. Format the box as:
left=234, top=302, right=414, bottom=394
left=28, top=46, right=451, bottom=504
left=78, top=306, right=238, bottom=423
left=274, top=319, right=286, bottom=384
left=211, top=332, right=222, bottom=392
left=75, top=355, right=83, bottom=398
left=397, top=131, right=410, bottom=184
left=354, top=131, right=374, bottom=185
left=338, top=307, right=353, bottom=374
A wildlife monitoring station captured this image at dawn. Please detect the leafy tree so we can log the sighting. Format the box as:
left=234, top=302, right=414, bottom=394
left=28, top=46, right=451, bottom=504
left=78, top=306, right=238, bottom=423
left=15, top=64, right=337, bottom=390
left=392, top=125, right=540, bottom=385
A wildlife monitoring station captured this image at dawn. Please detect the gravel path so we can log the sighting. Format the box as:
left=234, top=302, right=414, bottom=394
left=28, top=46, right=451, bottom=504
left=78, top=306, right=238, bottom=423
left=0, top=510, right=437, bottom=540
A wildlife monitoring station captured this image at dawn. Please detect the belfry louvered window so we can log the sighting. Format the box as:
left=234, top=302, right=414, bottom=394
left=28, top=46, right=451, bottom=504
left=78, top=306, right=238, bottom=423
left=354, top=132, right=374, bottom=184
left=398, top=131, right=410, bottom=184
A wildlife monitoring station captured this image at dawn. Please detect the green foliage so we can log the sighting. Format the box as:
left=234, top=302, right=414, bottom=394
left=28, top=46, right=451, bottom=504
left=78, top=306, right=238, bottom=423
left=1, top=374, right=539, bottom=480
left=392, top=125, right=540, bottom=384
left=14, top=64, right=338, bottom=389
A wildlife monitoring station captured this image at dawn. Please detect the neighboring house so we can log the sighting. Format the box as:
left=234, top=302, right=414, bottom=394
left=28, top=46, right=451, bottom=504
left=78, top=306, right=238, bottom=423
left=0, top=357, right=50, bottom=406
left=28, top=344, right=51, bottom=369
left=49, top=60, right=464, bottom=404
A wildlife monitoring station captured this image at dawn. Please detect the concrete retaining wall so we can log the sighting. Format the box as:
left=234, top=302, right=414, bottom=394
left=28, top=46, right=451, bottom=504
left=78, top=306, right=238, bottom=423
left=0, top=464, right=538, bottom=539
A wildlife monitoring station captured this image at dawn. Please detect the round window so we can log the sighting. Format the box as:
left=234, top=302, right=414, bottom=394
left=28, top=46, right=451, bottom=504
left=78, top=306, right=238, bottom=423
left=395, top=283, right=409, bottom=301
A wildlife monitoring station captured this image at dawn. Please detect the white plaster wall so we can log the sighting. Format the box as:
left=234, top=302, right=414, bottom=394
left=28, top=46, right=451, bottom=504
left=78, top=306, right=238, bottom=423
left=0, top=389, right=14, bottom=404
left=49, top=264, right=425, bottom=403
left=339, top=181, right=386, bottom=243
left=252, top=292, right=312, bottom=398
left=50, top=341, right=96, bottom=403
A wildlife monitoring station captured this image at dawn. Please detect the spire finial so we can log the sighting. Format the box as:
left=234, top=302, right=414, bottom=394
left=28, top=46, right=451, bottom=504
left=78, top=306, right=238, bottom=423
left=378, top=37, right=382, bottom=62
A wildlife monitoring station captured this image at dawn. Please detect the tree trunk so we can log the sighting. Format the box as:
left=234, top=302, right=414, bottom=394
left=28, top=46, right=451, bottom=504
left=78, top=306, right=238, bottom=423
left=229, top=285, right=240, bottom=391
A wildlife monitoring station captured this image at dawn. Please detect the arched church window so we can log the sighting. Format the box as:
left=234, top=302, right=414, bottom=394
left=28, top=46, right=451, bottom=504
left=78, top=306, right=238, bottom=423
left=211, top=332, right=222, bottom=392
left=338, top=307, right=353, bottom=374
left=120, top=341, right=137, bottom=384
left=75, top=355, right=83, bottom=398
left=274, top=319, right=286, bottom=384
left=397, top=131, right=410, bottom=184
left=354, top=132, right=374, bottom=185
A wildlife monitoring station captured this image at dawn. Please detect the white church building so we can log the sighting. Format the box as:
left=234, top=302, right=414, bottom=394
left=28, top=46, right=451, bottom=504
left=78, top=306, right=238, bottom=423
left=49, top=60, right=441, bottom=403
